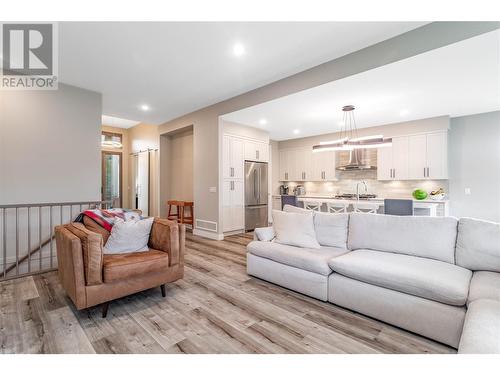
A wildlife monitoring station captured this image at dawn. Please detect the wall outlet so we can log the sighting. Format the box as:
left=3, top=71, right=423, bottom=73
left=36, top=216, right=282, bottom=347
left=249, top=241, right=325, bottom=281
left=464, top=188, right=471, bottom=195
left=209, top=186, right=217, bottom=193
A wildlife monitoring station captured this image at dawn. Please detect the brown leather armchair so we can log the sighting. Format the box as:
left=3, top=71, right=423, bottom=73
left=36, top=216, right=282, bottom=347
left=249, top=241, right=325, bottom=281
left=55, top=217, right=185, bottom=317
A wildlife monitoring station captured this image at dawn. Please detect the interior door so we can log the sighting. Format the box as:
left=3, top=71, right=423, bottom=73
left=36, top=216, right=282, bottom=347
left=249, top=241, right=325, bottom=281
left=102, top=151, right=122, bottom=207
left=137, top=151, right=149, bottom=216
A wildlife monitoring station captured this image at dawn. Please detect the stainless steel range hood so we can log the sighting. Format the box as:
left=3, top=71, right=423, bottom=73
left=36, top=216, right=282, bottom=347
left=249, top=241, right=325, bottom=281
left=336, top=149, right=376, bottom=171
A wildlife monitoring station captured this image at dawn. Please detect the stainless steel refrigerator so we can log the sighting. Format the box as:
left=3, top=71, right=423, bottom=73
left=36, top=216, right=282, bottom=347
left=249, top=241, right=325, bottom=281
left=245, top=161, right=268, bottom=231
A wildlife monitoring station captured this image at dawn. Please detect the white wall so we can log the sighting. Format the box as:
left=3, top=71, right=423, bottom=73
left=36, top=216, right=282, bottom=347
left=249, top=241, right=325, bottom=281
left=0, top=84, right=102, bottom=204
left=449, top=111, right=500, bottom=222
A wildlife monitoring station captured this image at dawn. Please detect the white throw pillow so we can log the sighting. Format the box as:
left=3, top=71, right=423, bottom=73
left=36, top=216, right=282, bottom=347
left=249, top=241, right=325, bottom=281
left=254, top=226, right=276, bottom=242
left=104, top=217, right=154, bottom=254
left=272, top=210, right=320, bottom=249
left=314, top=212, right=349, bottom=249
left=283, top=204, right=310, bottom=214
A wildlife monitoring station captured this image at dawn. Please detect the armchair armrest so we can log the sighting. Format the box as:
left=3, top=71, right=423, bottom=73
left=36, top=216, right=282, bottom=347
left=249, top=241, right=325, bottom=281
left=55, top=225, right=89, bottom=309
left=148, top=218, right=185, bottom=267
left=64, top=222, right=104, bottom=286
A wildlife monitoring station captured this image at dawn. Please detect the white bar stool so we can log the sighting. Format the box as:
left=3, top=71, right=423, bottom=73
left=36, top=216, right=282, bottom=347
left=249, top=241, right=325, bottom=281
left=326, top=202, right=349, bottom=213
left=304, top=201, right=322, bottom=212
left=352, top=201, right=381, bottom=214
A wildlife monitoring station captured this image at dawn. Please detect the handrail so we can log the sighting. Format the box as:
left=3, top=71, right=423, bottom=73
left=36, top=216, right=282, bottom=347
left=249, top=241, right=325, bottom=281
left=0, top=200, right=112, bottom=209
left=1, top=200, right=112, bottom=281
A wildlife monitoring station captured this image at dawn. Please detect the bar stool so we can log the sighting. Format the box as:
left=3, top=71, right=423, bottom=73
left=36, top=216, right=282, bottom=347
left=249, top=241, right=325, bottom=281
left=352, top=201, right=381, bottom=214
left=167, top=200, right=194, bottom=226
left=326, top=201, right=349, bottom=213
left=304, top=201, right=322, bottom=212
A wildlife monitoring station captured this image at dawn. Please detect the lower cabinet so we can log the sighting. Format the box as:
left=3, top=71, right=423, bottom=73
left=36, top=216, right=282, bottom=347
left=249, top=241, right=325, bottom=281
left=222, top=179, right=244, bottom=232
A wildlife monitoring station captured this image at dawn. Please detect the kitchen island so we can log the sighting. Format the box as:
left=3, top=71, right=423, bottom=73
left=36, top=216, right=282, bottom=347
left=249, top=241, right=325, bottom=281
left=273, top=195, right=449, bottom=216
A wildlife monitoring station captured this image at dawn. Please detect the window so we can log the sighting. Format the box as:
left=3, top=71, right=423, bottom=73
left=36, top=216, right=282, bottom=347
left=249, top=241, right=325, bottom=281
left=101, top=131, right=123, bottom=149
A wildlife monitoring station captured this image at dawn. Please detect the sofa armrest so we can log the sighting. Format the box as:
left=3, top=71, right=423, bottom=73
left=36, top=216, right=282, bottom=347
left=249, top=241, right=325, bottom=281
left=149, top=218, right=185, bottom=267
left=254, top=226, right=275, bottom=242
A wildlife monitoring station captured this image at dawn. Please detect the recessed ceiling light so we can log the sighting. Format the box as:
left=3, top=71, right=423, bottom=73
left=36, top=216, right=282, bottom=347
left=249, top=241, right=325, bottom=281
left=259, top=119, right=268, bottom=125
left=140, top=104, right=150, bottom=111
left=400, top=109, right=409, bottom=116
left=293, top=129, right=300, bottom=135
left=233, top=43, right=246, bottom=57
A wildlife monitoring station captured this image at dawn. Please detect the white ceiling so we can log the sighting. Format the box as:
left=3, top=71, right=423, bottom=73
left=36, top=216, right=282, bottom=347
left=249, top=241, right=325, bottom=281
left=222, top=29, right=500, bottom=140
left=101, top=115, right=140, bottom=129
left=58, top=22, right=427, bottom=124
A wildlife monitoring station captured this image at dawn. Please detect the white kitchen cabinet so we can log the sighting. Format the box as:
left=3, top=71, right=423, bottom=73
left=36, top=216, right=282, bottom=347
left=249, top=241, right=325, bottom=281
left=408, top=131, right=448, bottom=180
left=222, top=179, right=244, bottom=232
left=279, top=149, right=295, bottom=181
left=223, top=135, right=244, bottom=179
left=408, top=134, right=427, bottom=179
left=426, top=132, right=448, bottom=179
left=312, top=150, right=336, bottom=181
left=377, top=136, right=409, bottom=180
left=244, top=140, right=269, bottom=162
left=293, top=148, right=313, bottom=181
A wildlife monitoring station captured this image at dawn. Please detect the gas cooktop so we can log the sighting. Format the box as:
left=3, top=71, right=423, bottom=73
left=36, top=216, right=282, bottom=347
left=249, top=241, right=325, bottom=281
left=332, top=193, right=377, bottom=200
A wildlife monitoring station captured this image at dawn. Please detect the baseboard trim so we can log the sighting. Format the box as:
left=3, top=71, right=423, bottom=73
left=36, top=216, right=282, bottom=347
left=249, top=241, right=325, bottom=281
left=193, top=228, right=224, bottom=240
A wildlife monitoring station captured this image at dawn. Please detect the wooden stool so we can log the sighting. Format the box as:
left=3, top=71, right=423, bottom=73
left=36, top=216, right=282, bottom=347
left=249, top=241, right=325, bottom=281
left=167, top=200, right=194, bottom=226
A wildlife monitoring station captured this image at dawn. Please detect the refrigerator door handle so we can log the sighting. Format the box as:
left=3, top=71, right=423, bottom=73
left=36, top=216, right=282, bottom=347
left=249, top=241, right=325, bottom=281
left=253, top=169, right=258, bottom=200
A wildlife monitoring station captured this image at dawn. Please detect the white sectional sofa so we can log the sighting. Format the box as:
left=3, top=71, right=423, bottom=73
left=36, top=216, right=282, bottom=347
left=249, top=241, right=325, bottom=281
left=246, top=207, right=500, bottom=353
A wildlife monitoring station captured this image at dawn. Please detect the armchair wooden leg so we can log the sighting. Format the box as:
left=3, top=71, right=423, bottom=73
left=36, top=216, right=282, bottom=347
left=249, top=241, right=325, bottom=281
left=102, top=302, right=110, bottom=318
left=160, top=284, right=166, bottom=297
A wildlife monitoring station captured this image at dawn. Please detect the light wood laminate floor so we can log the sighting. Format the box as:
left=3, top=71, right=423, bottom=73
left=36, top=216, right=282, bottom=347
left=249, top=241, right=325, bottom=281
left=0, top=233, right=456, bottom=354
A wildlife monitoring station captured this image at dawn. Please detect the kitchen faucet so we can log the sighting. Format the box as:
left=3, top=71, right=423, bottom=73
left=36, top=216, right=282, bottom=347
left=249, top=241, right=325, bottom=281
left=356, top=181, right=368, bottom=200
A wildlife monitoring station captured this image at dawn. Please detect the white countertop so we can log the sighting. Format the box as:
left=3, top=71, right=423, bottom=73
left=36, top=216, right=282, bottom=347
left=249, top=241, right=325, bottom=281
left=273, top=194, right=448, bottom=205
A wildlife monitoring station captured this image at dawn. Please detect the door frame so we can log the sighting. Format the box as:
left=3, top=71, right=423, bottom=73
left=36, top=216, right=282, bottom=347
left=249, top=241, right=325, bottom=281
left=101, top=150, right=123, bottom=208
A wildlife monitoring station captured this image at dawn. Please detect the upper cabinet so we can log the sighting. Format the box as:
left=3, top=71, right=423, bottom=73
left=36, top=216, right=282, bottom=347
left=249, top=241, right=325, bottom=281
left=222, top=135, right=244, bottom=179
left=279, top=148, right=336, bottom=181
left=408, top=131, right=448, bottom=180
left=244, top=140, right=269, bottom=162
left=377, top=136, right=409, bottom=181
left=378, top=131, right=448, bottom=181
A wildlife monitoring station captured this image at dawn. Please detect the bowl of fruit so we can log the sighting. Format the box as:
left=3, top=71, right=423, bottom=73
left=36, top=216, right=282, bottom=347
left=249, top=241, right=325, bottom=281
left=412, top=189, right=428, bottom=200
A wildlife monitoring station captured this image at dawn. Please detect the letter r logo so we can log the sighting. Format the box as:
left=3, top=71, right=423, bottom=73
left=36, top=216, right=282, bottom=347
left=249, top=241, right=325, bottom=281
left=2, top=24, right=53, bottom=75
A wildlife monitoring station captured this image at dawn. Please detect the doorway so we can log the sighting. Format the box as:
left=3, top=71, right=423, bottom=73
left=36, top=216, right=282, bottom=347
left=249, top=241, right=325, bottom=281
left=102, top=151, right=122, bottom=207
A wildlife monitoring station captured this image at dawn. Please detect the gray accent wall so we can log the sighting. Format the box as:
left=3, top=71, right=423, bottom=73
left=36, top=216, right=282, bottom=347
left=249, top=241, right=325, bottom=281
left=0, top=84, right=102, bottom=205
left=449, top=111, right=500, bottom=222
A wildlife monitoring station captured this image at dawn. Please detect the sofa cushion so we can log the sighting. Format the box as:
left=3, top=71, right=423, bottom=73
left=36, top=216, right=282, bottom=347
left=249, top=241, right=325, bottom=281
left=458, top=299, right=500, bottom=354
left=328, top=249, right=472, bottom=306
left=247, top=240, right=347, bottom=276
left=468, top=271, right=500, bottom=305
left=102, top=249, right=169, bottom=283
left=272, top=210, right=320, bottom=249
left=456, top=217, right=500, bottom=272
left=347, top=213, right=458, bottom=264
left=313, top=212, right=348, bottom=249
left=282, top=205, right=349, bottom=249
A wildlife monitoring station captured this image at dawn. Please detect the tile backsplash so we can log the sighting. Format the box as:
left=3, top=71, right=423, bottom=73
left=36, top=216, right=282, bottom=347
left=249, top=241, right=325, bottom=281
left=282, top=149, right=449, bottom=199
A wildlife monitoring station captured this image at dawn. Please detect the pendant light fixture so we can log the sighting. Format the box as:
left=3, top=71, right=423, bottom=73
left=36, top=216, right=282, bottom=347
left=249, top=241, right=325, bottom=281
left=312, top=105, right=392, bottom=152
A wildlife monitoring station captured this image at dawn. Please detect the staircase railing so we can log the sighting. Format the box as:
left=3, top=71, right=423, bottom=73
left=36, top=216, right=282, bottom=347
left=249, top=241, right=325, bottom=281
left=0, top=200, right=111, bottom=281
